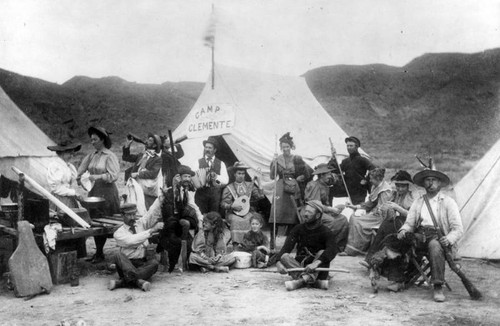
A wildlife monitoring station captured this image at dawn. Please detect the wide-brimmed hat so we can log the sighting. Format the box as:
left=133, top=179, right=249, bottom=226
left=390, top=170, right=413, bottom=185
left=203, top=136, right=219, bottom=149
left=312, top=163, right=333, bottom=175
left=231, top=161, right=250, bottom=171
left=47, top=141, right=81, bottom=153
left=88, top=126, right=112, bottom=149
left=345, top=136, right=361, bottom=147
left=147, top=133, right=162, bottom=153
left=178, top=165, right=195, bottom=176
left=413, top=169, right=450, bottom=188
left=305, top=200, right=324, bottom=214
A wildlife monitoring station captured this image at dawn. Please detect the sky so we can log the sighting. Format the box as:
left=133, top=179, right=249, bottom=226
left=1, top=0, right=499, bottom=84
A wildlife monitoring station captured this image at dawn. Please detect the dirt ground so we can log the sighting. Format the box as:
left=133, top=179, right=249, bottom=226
left=1, top=235, right=500, bottom=326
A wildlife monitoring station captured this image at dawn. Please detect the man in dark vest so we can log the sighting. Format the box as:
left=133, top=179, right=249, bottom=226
left=329, top=136, right=376, bottom=204
left=194, top=136, right=229, bottom=214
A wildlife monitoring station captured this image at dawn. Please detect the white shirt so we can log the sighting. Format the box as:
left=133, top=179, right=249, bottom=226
left=420, top=195, right=439, bottom=227
left=46, top=159, right=77, bottom=197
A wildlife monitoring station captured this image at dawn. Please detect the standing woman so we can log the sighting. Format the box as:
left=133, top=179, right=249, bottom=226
left=46, top=142, right=82, bottom=210
left=269, top=132, right=312, bottom=235
left=77, top=126, right=120, bottom=263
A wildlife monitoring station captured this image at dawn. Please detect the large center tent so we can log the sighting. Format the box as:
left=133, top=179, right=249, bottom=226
left=172, top=64, right=368, bottom=193
left=0, top=85, right=63, bottom=195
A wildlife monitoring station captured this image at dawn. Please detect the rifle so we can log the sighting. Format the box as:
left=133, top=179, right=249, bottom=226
left=270, top=135, right=278, bottom=250
left=423, top=195, right=482, bottom=300
left=329, top=137, right=352, bottom=204
left=251, top=267, right=349, bottom=274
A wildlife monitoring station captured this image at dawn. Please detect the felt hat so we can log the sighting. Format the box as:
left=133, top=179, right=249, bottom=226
left=147, top=133, right=163, bottom=153
left=413, top=168, right=450, bottom=188
left=203, top=136, right=219, bottom=149
left=88, top=126, right=112, bottom=149
left=345, top=136, right=361, bottom=147
left=390, top=170, right=413, bottom=185
left=47, top=141, right=81, bottom=153
left=231, top=161, right=250, bottom=171
left=312, top=163, right=333, bottom=175
left=306, top=200, right=324, bottom=214
left=279, top=132, right=294, bottom=147
left=120, top=203, right=137, bottom=214
left=178, top=165, right=195, bottom=176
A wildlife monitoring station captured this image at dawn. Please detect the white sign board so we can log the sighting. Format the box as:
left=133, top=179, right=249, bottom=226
left=186, top=104, right=235, bottom=137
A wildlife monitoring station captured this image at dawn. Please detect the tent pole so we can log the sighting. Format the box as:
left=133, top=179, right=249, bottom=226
left=211, top=45, right=215, bottom=90
left=270, top=135, right=278, bottom=251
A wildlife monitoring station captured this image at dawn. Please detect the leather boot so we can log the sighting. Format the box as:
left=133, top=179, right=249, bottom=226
left=285, top=279, right=305, bottom=291
left=313, top=280, right=329, bottom=290
left=108, top=279, right=124, bottom=291
left=136, top=279, right=151, bottom=292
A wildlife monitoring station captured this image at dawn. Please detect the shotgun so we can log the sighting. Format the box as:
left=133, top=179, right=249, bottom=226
left=423, top=195, right=482, bottom=300
left=251, top=267, right=349, bottom=273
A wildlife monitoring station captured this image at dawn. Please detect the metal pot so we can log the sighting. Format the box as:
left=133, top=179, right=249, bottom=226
left=80, top=197, right=106, bottom=210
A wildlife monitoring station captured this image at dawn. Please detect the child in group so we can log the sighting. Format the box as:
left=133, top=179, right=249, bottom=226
left=239, top=215, right=270, bottom=268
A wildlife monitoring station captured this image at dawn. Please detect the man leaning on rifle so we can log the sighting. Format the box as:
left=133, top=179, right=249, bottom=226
left=397, top=167, right=463, bottom=302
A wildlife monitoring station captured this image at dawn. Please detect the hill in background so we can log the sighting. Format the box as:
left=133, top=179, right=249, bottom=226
left=1, top=48, right=499, bottom=180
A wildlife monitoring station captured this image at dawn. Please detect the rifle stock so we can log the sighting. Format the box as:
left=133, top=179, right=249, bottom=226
left=423, top=195, right=482, bottom=300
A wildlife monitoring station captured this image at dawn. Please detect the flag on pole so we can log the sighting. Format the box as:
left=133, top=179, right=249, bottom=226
left=203, top=5, right=216, bottom=48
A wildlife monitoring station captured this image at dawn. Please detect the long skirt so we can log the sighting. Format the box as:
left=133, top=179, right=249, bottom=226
left=321, top=213, right=349, bottom=252
left=269, top=179, right=300, bottom=225
left=189, top=252, right=236, bottom=268
left=226, top=212, right=254, bottom=244
left=345, top=212, right=384, bottom=256
left=89, top=180, right=120, bottom=216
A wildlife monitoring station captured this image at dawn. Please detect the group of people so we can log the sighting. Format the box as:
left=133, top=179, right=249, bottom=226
left=45, top=128, right=464, bottom=302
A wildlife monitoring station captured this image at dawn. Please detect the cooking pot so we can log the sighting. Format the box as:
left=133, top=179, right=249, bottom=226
left=80, top=197, right=106, bottom=210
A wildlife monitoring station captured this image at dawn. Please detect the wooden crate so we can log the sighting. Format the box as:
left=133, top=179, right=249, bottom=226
left=48, top=250, right=77, bottom=285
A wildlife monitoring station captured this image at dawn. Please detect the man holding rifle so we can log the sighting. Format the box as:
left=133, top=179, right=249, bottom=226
left=397, top=168, right=463, bottom=302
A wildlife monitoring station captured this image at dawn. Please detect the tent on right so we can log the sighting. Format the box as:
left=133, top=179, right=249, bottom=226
left=454, top=139, right=500, bottom=260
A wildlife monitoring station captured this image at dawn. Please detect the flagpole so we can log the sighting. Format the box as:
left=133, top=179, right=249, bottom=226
left=211, top=3, right=215, bottom=90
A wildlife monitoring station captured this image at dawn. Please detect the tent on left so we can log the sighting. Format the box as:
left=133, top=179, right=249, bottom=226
left=0, top=85, right=64, bottom=195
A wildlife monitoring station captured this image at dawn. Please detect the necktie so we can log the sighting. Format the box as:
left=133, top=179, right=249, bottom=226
left=237, top=183, right=246, bottom=196
left=207, top=157, right=212, bottom=168
left=182, top=187, right=189, bottom=206
left=130, top=225, right=137, bottom=234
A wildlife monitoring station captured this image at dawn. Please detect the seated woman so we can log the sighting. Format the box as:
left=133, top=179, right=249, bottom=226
left=189, top=212, right=236, bottom=273
left=220, top=162, right=265, bottom=246
left=344, top=168, right=392, bottom=256
left=362, top=170, right=416, bottom=292
left=237, top=215, right=270, bottom=268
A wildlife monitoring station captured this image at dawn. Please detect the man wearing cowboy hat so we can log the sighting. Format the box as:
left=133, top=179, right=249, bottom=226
left=329, top=136, right=376, bottom=204
left=268, top=200, right=339, bottom=291
left=109, top=203, right=164, bottom=292
left=158, top=165, right=203, bottom=272
left=397, top=168, right=463, bottom=302
left=194, top=136, right=229, bottom=214
left=220, top=162, right=265, bottom=245
left=122, top=133, right=163, bottom=209
left=304, top=163, right=349, bottom=251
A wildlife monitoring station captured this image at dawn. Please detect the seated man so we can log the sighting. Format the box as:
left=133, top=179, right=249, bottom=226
left=397, top=167, right=463, bottom=302
left=268, top=200, right=338, bottom=291
left=220, top=162, right=265, bottom=246
left=108, top=203, right=164, bottom=291
left=363, top=170, right=415, bottom=292
left=189, top=212, right=236, bottom=273
left=158, top=165, right=203, bottom=272
left=304, top=163, right=349, bottom=251
left=122, top=133, right=163, bottom=209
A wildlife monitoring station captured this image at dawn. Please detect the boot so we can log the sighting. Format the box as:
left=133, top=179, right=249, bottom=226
left=108, top=279, right=124, bottom=291
left=285, top=279, right=305, bottom=291
left=276, top=262, right=288, bottom=274
left=433, top=285, right=445, bottom=302
left=137, top=279, right=151, bottom=292
left=313, top=280, right=329, bottom=290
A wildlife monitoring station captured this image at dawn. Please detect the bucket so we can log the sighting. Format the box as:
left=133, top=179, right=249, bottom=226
left=233, top=251, right=252, bottom=269
left=1, top=203, right=19, bottom=229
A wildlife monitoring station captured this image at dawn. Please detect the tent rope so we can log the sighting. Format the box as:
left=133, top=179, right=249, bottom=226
left=459, top=153, right=500, bottom=216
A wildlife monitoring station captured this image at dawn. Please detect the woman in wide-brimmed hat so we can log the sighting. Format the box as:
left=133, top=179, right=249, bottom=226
left=46, top=141, right=82, bottom=210
left=269, top=132, right=313, bottom=235
left=77, top=126, right=120, bottom=263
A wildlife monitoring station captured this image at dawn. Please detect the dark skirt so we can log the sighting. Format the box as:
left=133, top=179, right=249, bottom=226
left=269, top=179, right=299, bottom=225
left=89, top=180, right=120, bottom=216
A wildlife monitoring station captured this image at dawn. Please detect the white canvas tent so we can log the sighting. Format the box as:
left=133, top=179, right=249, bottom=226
left=172, top=65, right=366, bottom=183
left=0, top=85, right=62, bottom=194
left=454, top=139, right=500, bottom=259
